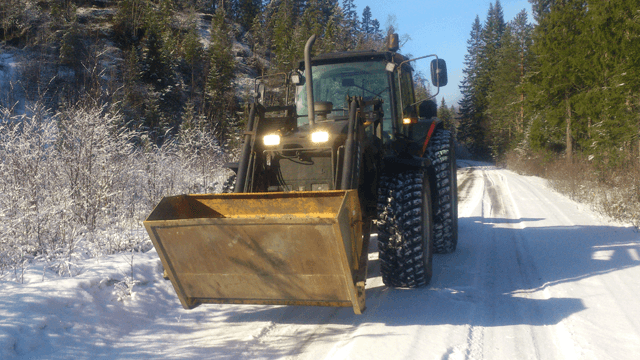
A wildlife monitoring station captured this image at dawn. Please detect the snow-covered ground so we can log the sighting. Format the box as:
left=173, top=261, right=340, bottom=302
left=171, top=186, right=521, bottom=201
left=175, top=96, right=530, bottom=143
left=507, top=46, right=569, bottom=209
left=2, top=161, right=640, bottom=359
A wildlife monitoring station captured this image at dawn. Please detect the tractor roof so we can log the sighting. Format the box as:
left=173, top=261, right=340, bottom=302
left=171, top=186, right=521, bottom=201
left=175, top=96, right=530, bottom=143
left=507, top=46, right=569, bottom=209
left=297, top=50, right=410, bottom=70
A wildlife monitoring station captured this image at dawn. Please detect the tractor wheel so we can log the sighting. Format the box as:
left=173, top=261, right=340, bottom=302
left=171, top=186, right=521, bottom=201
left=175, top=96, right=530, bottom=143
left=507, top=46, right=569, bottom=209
left=376, top=170, right=433, bottom=287
left=222, top=174, right=236, bottom=193
left=425, top=129, right=458, bottom=254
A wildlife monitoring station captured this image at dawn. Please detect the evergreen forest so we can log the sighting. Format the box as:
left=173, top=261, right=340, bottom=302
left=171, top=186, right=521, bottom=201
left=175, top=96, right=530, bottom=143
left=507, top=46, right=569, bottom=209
left=0, top=0, right=392, bottom=147
left=458, top=0, right=640, bottom=169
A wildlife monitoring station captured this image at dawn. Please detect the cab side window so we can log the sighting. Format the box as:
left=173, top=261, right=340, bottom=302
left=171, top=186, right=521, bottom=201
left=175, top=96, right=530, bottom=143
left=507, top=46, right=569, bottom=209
left=393, top=69, right=416, bottom=136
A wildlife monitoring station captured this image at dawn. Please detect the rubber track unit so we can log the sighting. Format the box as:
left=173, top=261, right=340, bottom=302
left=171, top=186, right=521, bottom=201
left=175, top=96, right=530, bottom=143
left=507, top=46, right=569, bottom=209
left=376, top=170, right=432, bottom=287
left=425, top=129, right=458, bottom=253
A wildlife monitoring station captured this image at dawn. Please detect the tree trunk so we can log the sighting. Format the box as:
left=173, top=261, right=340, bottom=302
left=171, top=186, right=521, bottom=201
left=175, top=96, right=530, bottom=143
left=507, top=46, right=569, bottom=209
left=520, top=93, right=524, bottom=134
left=565, top=93, right=573, bottom=163
left=519, top=48, right=525, bottom=134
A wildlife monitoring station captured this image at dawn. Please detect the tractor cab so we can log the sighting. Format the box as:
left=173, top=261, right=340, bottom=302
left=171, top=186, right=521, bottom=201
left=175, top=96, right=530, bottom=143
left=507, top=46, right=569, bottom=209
left=293, top=51, right=410, bottom=146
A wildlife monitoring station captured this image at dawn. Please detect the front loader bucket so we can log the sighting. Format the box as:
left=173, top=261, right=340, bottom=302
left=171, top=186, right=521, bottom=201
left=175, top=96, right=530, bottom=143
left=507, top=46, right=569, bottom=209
left=144, top=190, right=367, bottom=314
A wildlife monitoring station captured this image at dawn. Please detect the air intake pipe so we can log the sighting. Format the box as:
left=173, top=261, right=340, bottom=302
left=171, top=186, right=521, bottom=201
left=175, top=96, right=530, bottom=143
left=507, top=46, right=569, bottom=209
left=304, top=35, right=316, bottom=126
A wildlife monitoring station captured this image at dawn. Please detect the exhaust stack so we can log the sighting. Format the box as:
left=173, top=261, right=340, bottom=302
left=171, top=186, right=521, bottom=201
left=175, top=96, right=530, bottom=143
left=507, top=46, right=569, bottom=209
left=304, top=35, right=316, bottom=126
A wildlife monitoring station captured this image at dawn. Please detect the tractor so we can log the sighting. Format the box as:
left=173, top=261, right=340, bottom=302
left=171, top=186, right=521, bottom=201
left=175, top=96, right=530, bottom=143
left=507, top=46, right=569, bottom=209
left=144, top=34, right=457, bottom=314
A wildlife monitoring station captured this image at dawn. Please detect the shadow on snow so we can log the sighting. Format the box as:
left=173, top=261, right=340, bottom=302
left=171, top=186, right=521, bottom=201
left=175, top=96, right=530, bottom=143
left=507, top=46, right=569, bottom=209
left=223, top=217, right=638, bottom=331
left=3, top=215, right=638, bottom=359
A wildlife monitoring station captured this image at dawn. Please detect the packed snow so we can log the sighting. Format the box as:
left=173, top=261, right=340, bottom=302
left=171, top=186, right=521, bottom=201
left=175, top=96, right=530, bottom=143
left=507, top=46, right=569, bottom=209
left=2, top=161, right=640, bottom=359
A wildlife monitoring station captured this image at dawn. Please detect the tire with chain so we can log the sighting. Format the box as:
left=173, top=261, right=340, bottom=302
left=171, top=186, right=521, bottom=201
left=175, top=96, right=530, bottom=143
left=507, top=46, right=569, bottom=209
left=222, top=174, right=237, bottom=193
left=376, top=170, right=433, bottom=287
left=425, top=129, right=458, bottom=253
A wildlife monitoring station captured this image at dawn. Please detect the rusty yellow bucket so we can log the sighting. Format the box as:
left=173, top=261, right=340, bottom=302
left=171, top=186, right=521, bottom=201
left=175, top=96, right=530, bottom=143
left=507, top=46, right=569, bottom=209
left=144, top=190, right=367, bottom=314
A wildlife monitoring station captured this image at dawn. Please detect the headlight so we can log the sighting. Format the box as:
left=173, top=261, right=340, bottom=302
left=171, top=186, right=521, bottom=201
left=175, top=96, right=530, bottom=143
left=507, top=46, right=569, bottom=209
left=263, top=134, right=280, bottom=146
left=311, top=131, right=329, bottom=143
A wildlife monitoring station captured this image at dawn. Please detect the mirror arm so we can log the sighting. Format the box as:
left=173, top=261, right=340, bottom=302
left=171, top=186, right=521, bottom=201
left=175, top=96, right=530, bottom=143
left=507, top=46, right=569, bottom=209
left=409, top=86, right=440, bottom=108
left=396, top=54, right=441, bottom=116
left=398, top=54, right=437, bottom=69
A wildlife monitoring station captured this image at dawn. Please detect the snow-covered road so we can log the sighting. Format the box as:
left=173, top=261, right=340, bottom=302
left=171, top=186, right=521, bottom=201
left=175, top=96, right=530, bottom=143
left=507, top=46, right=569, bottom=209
left=3, top=162, right=640, bottom=359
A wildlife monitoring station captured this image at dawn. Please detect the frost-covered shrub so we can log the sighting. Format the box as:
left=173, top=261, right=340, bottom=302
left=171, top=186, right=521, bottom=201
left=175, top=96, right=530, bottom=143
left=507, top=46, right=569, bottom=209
left=0, top=104, right=61, bottom=281
left=0, top=103, right=230, bottom=281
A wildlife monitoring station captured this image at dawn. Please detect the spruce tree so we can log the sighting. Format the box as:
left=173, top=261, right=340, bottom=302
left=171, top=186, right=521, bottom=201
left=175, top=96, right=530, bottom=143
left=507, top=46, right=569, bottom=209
left=361, top=6, right=372, bottom=37
left=486, top=10, right=532, bottom=158
left=510, top=10, right=533, bottom=137
left=296, top=0, right=324, bottom=53
left=413, top=71, right=432, bottom=101
left=457, top=16, right=483, bottom=153
left=216, top=0, right=238, bottom=17
left=528, top=0, right=554, bottom=23
left=371, top=19, right=382, bottom=40
left=206, top=9, right=236, bottom=141
left=341, top=0, right=359, bottom=50
left=237, top=0, right=261, bottom=31
left=271, top=0, right=296, bottom=70
left=114, top=0, right=147, bottom=44
left=248, top=10, right=268, bottom=74
left=527, top=0, right=588, bottom=161
left=569, top=0, right=640, bottom=164
left=183, top=22, right=204, bottom=102
left=474, top=1, right=505, bottom=158
left=140, top=4, right=175, bottom=90
left=613, top=0, right=640, bottom=162
left=438, top=98, right=455, bottom=133
left=59, top=22, right=82, bottom=68
left=321, top=2, right=344, bottom=53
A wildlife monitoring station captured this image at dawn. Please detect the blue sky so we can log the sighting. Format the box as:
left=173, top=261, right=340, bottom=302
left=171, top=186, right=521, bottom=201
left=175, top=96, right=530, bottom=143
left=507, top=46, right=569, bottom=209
left=354, top=0, right=533, bottom=107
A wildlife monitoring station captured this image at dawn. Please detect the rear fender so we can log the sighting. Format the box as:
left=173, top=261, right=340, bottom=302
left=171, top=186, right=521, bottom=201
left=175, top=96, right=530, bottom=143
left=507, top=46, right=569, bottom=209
left=412, top=118, right=444, bottom=152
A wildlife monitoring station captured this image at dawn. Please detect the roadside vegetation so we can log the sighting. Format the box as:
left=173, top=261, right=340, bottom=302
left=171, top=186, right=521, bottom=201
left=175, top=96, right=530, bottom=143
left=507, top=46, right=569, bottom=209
left=505, top=151, right=640, bottom=228
left=0, top=102, right=228, bottom=281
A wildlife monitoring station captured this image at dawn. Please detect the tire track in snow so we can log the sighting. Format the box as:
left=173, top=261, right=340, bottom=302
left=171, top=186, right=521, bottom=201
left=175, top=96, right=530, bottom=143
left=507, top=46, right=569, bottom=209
left=443, top=165, right=491, bottom=360
left=237, top=306, right=348, bottom=360
left=457, top=165, right=484, bottom=218
left=478, top=168, right=539, bottom=359
left=496, top=170, right=580, bottom=360
left=283, top=308, right=343, bottom=360
left=451, top=166, right=579, bottom=359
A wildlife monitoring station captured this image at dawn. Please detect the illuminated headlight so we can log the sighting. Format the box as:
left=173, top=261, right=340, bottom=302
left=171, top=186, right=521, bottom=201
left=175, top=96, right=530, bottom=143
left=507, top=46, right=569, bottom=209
left=403, top=117, right=417, bottom=125
left=263, top=134, right=280, bottom=146
left=311, top=131, right=329, bottom=143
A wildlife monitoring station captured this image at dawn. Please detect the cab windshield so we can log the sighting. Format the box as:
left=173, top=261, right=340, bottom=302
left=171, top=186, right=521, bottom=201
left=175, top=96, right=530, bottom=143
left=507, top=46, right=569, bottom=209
left=295, top=61, right=392, bottom=126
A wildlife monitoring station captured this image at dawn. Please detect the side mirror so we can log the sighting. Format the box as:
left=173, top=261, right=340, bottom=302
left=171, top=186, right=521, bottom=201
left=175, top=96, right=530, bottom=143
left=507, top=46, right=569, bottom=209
left=430, top=59, right=448, bottom=87
left=418, top=99, right=438, bottom=119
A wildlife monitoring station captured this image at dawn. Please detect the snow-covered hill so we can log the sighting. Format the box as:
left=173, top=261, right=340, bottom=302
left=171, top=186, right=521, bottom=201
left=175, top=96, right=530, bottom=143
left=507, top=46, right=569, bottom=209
left=2, top=161, right=639, bottom=359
